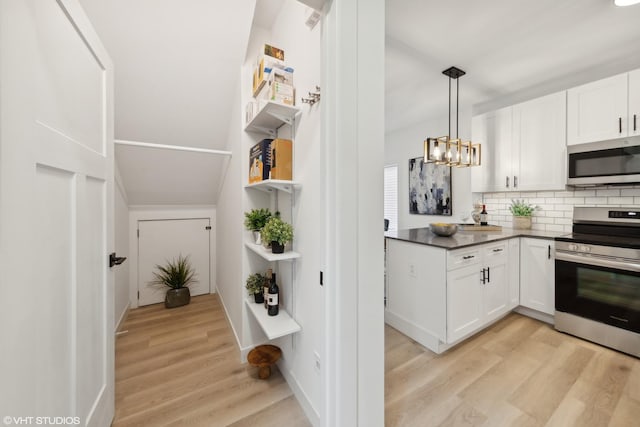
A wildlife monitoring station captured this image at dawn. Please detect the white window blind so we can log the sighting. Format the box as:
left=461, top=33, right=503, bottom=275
left=384, top=165, right=398, bottom=231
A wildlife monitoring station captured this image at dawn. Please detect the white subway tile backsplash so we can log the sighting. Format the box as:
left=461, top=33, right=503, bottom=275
left=584, top=197, right=602, bottom=204
left=536, top=192, right=556, bottom=198
left=481, top=187, right=640, bottom=233
left=596, top=189, right=620, bottom=197
left=563, top=197, right=585, bottom=204
left=621, top=189, right=640, bottom=197
left=607, top=197, right=634, bottom=205
left=554, top=204, right=573, bottom=211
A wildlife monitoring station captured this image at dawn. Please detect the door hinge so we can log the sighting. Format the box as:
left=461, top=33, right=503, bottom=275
left=205, top=226, right=211, bottom=230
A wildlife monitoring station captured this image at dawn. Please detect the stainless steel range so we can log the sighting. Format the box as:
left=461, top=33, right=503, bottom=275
left=555, top=207, right=640, bottom=358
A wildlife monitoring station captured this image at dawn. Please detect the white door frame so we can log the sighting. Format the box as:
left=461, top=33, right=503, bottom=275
left=128, top=206, right=217, bottom=308
left=322, top=0, right=385, bottom=426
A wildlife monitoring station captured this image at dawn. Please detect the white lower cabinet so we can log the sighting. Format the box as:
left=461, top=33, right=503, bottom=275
left=447, top=241, right=510, bottom=344
left=520, top=238, right=555, bottom=315
left=508, top=238, right=520, bottom=309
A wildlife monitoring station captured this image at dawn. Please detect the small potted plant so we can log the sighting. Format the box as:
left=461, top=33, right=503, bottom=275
left=261, top=216, right=294, bottom=254
left=509, top=199, right=537, bottom=229
left=246, top=272, right=267, bottom=303
left=244, top=208, right=272, bottom=244
left=150, top=254, right=198, bottom=308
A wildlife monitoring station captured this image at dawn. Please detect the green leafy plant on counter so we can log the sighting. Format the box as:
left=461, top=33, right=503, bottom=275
left=509, top=199, right=537, bottom=217
left=261, top=216, right=294, bottom=246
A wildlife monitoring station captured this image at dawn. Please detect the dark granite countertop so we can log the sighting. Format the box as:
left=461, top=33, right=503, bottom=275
left=385, top=226, right=567, bottom=250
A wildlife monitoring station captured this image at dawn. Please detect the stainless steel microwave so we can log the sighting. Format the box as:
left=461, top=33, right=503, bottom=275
left=567, top=136, right=640, bottom=186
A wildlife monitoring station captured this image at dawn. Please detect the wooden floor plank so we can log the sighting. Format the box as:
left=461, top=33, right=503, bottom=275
left=113, top=294, right=309, bottom=427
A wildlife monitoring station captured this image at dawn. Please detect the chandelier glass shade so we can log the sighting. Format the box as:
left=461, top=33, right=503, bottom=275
left=424, top=67, right=481, bottom=167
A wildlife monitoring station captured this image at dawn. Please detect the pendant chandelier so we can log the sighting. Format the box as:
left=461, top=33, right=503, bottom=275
left=424, top=66, right=481, bottom=167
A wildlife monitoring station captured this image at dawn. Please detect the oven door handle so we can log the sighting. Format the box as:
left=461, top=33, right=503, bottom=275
left=556, top=251, right=640, bottom=273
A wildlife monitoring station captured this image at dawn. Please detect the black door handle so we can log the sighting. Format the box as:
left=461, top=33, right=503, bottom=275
left=109, top=252, right=127, bottom=268
left=486, top=267, right=490, bottom=283
left=548, top=245, right=551, bottom=259
left=619, top=117, right=622, bottom=134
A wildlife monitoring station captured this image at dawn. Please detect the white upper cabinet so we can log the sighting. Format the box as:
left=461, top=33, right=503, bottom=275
left=567, top=73, right=629, bottom=145
left=629, top=69, right=640, bottom=137
left=514, top=92, right=567, bottom=192
left=472, top=92, right=566, bottom=193
left=471, top=107, right=513, bottom=193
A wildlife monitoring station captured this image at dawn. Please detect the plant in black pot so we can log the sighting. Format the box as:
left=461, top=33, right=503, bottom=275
left=260, top=216, right=294, bottom=254
left=150, top=254, right=198, bottom=308
left=246, top=272, right=267, bottom=303
left=244, top=208, right=272, bottom=245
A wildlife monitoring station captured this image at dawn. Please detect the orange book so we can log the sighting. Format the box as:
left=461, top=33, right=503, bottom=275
left=269, top=139, right=292, bottom=181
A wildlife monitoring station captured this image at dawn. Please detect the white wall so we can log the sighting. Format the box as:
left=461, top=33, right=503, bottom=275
left=215, top=73, right=246, bottom=351
left=114, top=163, right=130, bottom=329
left=385, top=109, right=474, bottom=230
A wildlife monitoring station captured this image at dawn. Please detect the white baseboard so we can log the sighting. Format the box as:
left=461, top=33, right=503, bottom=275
left=215, top=286, right=244, bottom=360
left=278, top=366, right=320, bottom=427
left=514, top=306, right=555, bottom=325
left=115, top=303, right=130, bottom=333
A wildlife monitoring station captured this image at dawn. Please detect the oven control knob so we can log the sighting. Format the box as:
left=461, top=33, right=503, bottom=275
left=568, top=244, right=578, bottom=251
left=580, top=245, right=591, bottom=253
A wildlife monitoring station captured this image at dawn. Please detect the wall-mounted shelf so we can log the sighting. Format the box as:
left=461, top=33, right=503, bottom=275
left=245, top=180, right=300, bottom=194
left=245, top=298, right=301, bottom=340
left=245, top=101, right=300, bottom=137
left=245, top=241, right=300, bottom=262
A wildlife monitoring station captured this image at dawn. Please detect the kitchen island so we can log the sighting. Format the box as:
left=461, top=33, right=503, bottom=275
left=385, top=226, right=565, bottom=354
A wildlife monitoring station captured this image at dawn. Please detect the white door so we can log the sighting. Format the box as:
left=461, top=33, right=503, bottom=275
left=138, top=219, right=211, bottom=306
left=567, top=73, right=628, bottom=145
left=0, top=1, right=114, bottom=426
left=629, top=69, right=640, bottom=137
left=515, top=91, right=567, bottom=191
left=520, top=238, right=555, bottom=315
left=483, top=243, right=509, bottom=322
left=447, top=264, right=483, bottom=343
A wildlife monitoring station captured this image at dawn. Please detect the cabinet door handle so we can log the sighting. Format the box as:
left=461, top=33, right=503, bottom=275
left=486, top=266, right=490, bottom=283
left=619, top=117, right=623, bottom=134
left=506, top=176, right=509, bottom=188
left=634, top=114, right=637, bottom=132
left=514, top=176, right=518, bottom=188
left=463, top=255, right=475, bottom=260
left=548, top=245, right=551, bottom=259
left=493, top=248, right=503, bottom=253
left=480, top=268, right=486, bottom=284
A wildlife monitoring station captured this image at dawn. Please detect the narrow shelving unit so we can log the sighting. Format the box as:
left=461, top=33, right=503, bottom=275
left=245, top=101, right=300, bottom=137
left=244, top=241, right=300, bottom=262
left=245, top=179, right=300, bottom=194
left=244, top=299, right=301, bottom=340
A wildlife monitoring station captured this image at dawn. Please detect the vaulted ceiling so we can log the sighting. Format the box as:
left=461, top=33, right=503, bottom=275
left=386, top=0, right=640, bottom=132
left=80, top=0, right=256, bottom=204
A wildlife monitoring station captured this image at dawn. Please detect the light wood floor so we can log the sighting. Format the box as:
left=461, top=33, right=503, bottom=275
left=386, top=313, right=640, bottom=427
left=113, top=294, right=311, bottom=427
left=114, top=295, right=640, bottom=426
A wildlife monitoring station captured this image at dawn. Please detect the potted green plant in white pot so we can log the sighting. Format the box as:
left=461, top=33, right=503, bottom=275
left=246, top=272, right=267, bottom=303
left=150, top=254, right=198, bottom=308
left=260, top=216, right=294, bottom=254
left=509, top=199, right=537, bottom=229
left=244, top=208, right=272, bottom=245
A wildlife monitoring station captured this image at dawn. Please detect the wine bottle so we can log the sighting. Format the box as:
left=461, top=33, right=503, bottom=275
left=480, top=204, right=488, bottom=226
left=264, top=269, right=272, bottom=309
left=267, top=273, right=279, bottom=316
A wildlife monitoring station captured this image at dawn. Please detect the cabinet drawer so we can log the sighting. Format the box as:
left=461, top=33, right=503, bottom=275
left=447, top=248, right=481, bottom=271
left=484, top=241, right=508, bottom=263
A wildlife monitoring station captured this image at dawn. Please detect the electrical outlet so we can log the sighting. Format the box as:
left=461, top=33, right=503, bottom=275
left=408, top=263, right=416, bottom=278
left=314, top=351, right=321, bottom=374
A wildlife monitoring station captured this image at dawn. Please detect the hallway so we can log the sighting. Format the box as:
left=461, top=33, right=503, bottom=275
left=113, top=294, right=311, bottom=426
